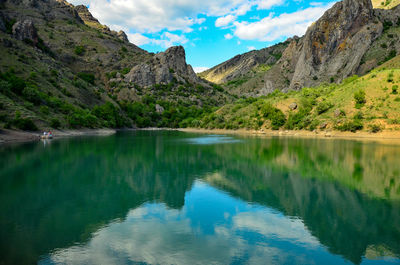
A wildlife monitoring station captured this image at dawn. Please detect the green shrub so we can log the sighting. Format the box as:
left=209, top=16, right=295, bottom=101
left=387, top=72, right=394, bottom=82
left=92, top=102, right=125, bottom=128
left=383, top=50, right=397, bottom=63
left=392, top=85, right=398, bottom=94
left=13, top=116, right=38, bottom=131
left=22, top=86, right=42, bottom=105
left=316, top=101, right=333, bottom=114
left=0, top=80, right=11, bottom=93
left=106, top=71, right=117, bottom=79
left=335, top=119, right=363, bottom=132
left=354, top=90, right=366, bottom=108
left=383, top=20, right=393, bottom=31
left=121, top=68, right=130, bottom=75
left=67, top=110, right=98, bottom=128
left=0, top=72, right=27, bottom=95
left=50, top=118, right=61, bottom=128
left=368, top=124, right=382, bottom=133
left=73, top=79, right=87, bottom=89
left=77, top=72, right=95, bottom=85
left=40, top=105, right=50, bottom=115
left=261, top=103, right=286, bottom=130
left=74, top=45, right=85, bottom=56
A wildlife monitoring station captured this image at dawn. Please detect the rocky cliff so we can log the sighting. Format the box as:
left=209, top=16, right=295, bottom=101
left=287, top=0, right=381, bottom=89
left=199, top=40, right=290, bottom=84
left=0, top=0, right=231, bottom=130
left=202, top=0, right=400, bottom=95
left=124, top=46, right=199, bottom=88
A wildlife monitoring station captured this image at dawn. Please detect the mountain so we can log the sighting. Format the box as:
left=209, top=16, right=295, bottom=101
left=0, top=0, right=231, bottom=131
left=194, top=0, right=400, bottom=133
left=201, top=0, right=400, bottom=96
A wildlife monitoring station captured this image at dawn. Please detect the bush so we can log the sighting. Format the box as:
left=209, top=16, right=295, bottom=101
left=384, top=50, right=397, bottom=62
left=67, top=110, right=98, bottom=128
left=121, top=68, right=130, bottom=75
left=392, top=85, right=398, bottom=94
left=0, top=72, right=27, bottom=95
left=22, top=86, right=42, bottom=105
left=91, top=102, right=125, bottom=128
left=261, top=103, right=286, bottom=130
left=40, top=105, right=50, bottom=115
left=77, top=72, right=95, bottom=85
left=0, top=80, right=11, bottom=94
left=354, top=90, right=366, bottom=108
left=387, top=72, right=394, bottom=83
left=50, top=118, right=61, bottom=128
left=335, top=119, right=363, bottom=132
left=316, top=101, right=333, bottom=114
left=74, top=45, right=85, bottom=56
left=73, top=79, right=87, bottom=89
left=368, top=124, right=382, bottom=133
left=13, top=117, right=38, bottom=131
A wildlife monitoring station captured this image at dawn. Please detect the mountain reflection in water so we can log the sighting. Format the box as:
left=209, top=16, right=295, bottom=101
left=0, top=130, right=399, bottom=265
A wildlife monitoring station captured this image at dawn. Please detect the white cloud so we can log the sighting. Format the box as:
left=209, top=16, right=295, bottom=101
left=257, top=0, right=285, bottom=10
left=193, top=67, right=210, bottom=73
left=67, top=0, right=289, bottom=37
left=128, top=33, right=150, bottom=46
left=128, top=32, right=188, bottom=48
left=215, top=14, right=237, bottom=28
left=224, top=33, right=233, bottom=39
left=233, top=3, right=334, bottom=41
left=42, top=200, right=321, bottom=265
left=247, top=46, right=256, bottom=51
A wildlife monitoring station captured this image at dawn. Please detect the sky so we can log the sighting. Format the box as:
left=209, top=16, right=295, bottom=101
left=68, top=0, right=337, bottom=72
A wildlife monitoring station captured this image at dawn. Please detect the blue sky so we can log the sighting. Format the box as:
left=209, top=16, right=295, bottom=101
left=69, top=0, right=337, bottom=72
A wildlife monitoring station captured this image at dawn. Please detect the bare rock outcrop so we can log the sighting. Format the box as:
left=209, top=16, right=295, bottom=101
left=75, top=5, right=100, bottom=25
left=200, top=41, right=289, bottom=84
left=289, top=0, right=382, bottom=89
left=117, top=30, right=128, bottom=42
left=12, top=19, right=38, bottom=45
left=124, top=46, right=199, bottom=87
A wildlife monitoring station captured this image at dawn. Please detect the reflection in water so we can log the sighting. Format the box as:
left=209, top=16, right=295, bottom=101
left=184, top=134, right=242, bottom=145
left=0, top=131, right=399, bottom=265
left=40, top=182, right=342, bottom=265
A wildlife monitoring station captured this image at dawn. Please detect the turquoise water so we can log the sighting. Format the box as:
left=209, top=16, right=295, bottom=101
left=0, top=130, right=399, bottom=265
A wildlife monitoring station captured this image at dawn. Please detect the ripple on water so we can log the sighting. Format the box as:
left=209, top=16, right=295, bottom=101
left=184, top=135, right=241, bottom=145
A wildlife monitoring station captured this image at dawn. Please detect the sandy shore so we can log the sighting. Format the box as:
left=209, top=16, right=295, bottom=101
left=178, top=128, right=400, bottom=143
left=0, top=128, right=116, bottom=144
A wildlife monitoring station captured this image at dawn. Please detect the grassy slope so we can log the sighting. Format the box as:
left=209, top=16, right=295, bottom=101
left=0, top=0, right=233, bottom=131
left=372, top=0, right=400, bottom=9
left=193, top=55, right=400, bottom=132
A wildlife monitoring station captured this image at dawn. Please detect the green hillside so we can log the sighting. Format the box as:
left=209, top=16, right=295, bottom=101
left=190, top=56, right=400, bottom=133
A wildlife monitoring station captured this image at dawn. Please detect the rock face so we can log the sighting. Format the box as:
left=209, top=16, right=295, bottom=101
left=204, top=0, right=399, bottom=95
left=12, top=19, right=38, bottom=45
left=288, top=0, right=382, bottom=89
left=200, top=40, right=290, bottom=84
left=75, top=5, right=100, bottom=25
left=117, top=30, right=128, bottom=42
left=125, top=46, right=199, bottom=87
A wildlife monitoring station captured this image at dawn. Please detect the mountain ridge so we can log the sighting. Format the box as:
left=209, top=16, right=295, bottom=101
left=200, top=0, right=400, bottom=96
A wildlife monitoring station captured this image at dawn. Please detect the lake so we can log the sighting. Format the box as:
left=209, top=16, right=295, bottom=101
left=0, top=130, right=399, bottom=265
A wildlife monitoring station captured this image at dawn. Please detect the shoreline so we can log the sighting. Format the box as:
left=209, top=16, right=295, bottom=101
left=0, top=128, right=116, bottom=145
left=3, top=127, right=400, bottom=145
left=178, top=128, right=400, bottom=143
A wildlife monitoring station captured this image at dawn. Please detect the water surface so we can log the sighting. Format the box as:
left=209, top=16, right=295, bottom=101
left=0, top=130, right=399, bottom=265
